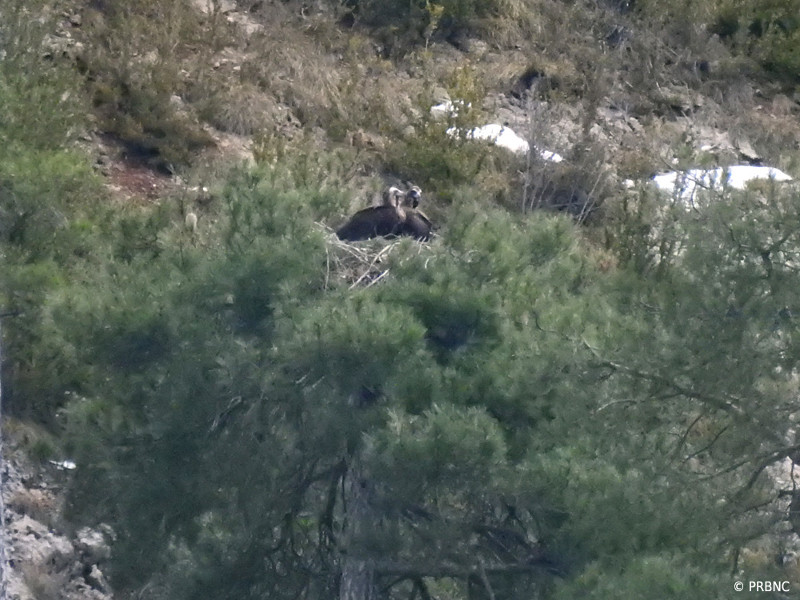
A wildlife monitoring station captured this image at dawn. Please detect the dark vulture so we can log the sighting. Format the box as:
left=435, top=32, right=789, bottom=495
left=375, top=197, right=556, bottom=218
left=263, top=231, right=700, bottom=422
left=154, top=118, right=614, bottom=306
left=336, top=186, right=434, bottom=242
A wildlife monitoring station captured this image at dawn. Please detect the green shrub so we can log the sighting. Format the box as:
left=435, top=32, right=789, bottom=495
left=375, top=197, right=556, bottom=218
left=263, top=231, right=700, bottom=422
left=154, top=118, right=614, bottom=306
left=747, top=10, right=800, bottom=80
left=385, top=66, right=520, bottom=203
left=645, top=0, right=800, bottom=82
left=0, top=0, right=110, bottom=423
left=0, top=0, right=85, bottom=151
left=343, top=0, right=509, bottom=36
left=553, top=555, right=726, bottom=600
left=90, top=67, right=215, bottom=170
left=385, top=121, right=497, bottom=198
left=0, top=147, right=101, bottom=259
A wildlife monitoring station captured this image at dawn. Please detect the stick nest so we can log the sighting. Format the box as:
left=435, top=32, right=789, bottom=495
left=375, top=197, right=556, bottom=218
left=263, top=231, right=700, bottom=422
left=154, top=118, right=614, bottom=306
left=316, top=223, right=434, bottom=291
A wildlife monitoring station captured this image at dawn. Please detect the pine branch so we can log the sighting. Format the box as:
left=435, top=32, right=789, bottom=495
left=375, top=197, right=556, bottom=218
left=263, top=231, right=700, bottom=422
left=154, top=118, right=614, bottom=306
left=582, top=338, right=745, bottom=416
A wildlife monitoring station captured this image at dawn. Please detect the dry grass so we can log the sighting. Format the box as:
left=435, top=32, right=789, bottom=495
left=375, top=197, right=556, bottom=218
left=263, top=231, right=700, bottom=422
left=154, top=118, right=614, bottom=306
left=240, top=24, right=346, bottom=128
left=238, top=17, right=423, bottom=143
left=201, top=83, right=281, bottom=136
left=3, top=419, right=57, bottom=463
left=68, top=0, right=800, bottom=222
left=8, top=488, right=61, bottom=527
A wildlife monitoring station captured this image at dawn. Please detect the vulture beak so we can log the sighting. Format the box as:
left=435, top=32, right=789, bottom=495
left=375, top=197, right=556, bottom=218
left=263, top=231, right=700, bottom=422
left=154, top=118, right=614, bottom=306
left=406, top=187, right=421, bottom=208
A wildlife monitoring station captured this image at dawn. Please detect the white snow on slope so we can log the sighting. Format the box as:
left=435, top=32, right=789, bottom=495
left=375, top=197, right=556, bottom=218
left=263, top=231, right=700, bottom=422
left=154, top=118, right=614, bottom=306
left=446, top=123, right=564, bottom=162
left=653, top=165, right=792, bottom=203
left=431, top=100, right=470, bottom=119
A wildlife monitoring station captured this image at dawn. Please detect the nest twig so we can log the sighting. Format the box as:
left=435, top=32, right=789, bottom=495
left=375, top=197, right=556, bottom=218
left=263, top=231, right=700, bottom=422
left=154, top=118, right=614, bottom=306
left=316, top=223, right=432, bottom=290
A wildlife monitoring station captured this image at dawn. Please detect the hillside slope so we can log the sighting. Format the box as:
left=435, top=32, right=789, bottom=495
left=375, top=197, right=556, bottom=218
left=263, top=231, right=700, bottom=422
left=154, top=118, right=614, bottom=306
left=3, top=1, right=800, bottom=599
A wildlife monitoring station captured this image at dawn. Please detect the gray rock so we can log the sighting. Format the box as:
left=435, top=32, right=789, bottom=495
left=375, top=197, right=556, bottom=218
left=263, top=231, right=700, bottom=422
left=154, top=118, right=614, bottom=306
left=431, top=86, right=451, bottom=105
left=63, top=580, right=113, bottom=600
left=11, top=516, right=75, bottom=571
left=75, top=527, right=112, bottom=565
left=736, top=139, right=761, bottom=163
left=190, top=0, right=236, bottom=14
left=85, top=564, right=112, bottom=594
left=3, top=450, right=115, bottom=599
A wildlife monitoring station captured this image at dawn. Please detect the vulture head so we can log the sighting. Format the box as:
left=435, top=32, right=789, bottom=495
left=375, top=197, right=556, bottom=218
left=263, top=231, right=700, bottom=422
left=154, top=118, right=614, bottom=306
left=399, top=186, right=434, bottom=241
left=404, top=186, right=422, bottom=209
left=383, top=186, right=406, bottom=209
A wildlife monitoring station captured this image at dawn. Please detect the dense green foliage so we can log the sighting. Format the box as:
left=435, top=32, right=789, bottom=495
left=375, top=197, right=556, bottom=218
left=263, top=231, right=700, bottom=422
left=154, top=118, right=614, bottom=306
left=0, top=0, right=106, bottom=424
left=4, top=0, right=800, bottom=598
left=12, top=169, right=795, bottom=599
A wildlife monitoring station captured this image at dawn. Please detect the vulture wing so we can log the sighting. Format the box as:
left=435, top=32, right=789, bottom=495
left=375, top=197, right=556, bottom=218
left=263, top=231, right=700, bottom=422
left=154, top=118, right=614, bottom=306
left=401, top=210, right=434, bottom=241
left=336, top=206, right=405, bottom=241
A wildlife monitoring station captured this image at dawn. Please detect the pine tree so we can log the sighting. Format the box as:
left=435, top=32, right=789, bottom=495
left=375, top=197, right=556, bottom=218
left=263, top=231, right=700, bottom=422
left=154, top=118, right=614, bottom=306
left=54, top=172, right=800, bottom=599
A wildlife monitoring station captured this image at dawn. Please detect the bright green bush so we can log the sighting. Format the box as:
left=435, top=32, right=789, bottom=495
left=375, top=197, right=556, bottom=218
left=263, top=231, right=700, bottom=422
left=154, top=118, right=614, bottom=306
left=0, top=0, right=84, bottom=150
left=0, top=0, right=110, bottom=422
left=385, top=122, right=506, bottom=201
left=0, top=147, right=100, bottom=257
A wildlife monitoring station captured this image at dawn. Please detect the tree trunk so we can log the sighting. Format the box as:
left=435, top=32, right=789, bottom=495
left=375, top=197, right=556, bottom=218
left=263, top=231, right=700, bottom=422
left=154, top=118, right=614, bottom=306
left=340, top=557, right=375, bottom=600
left=338, top=457, right=375, bottom=600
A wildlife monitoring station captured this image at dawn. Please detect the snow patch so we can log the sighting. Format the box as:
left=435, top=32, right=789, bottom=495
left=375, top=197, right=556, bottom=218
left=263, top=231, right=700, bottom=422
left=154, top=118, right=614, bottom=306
left=461, top=124, right=530, bottom=154
left=430, top=100, right=471, bottom=119
left=446, top=123, right=563, bottom=162
left=49, top=459, right=77, bottom=470
left=653, top=165, right=792, bottom=203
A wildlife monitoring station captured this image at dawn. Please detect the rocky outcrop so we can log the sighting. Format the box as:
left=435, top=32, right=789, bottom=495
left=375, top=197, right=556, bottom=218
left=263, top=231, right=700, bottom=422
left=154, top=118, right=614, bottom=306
left=2, top=454, right=114, bottom=600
